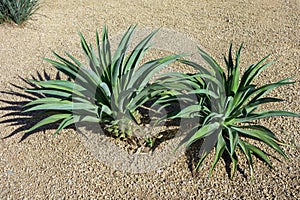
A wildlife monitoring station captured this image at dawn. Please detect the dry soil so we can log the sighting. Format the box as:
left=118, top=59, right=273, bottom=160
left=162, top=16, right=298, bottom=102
left=0, top=0, right=299, bottom=199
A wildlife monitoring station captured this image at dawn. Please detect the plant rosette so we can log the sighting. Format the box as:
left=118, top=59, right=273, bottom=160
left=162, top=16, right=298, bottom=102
left=22, top=26, right=203, bottom=173
left=172, top=44, right=300, bottom=179
left=0, top=0, right=40, bottom=25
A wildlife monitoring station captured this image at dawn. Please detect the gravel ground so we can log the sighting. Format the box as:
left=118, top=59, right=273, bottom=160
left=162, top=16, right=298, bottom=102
left=0, top=0, right=299, bottom=199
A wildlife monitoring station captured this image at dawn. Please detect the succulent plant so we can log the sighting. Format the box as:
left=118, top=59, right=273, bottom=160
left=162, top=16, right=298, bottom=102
left=0, top=0, right=39, bottom=25
left=172, top=44, right=299, bottom=178
left=23, top=25, right=180, bottom=138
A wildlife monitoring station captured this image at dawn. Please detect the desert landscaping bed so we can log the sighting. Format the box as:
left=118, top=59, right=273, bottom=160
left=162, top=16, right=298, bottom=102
left=0, top=0, right=299, bottom=199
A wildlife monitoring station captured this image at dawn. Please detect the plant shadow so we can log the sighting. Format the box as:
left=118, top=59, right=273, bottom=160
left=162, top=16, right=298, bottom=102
left=184, top=140, right=248, bottom=178
left=0, top=70, right=75, bottom=142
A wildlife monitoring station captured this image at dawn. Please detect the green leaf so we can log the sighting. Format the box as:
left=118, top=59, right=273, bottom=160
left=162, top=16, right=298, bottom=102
left=43, top=57, right=81, bottom=81
left=178, top=59, right=211, bottom=75
left=230, top=44, right=242, bottom=94
left=232, top=125, right=288, bottom=159
left=112, top=25, right=136, bottom=64
left=23, top=102, right=96, bottom=113
left=98, top=105, right=113, bottom=119
left=28, top=79, right=85, bottom=97
left=187, top=88, right=219, bottom=99
left=23, top=97, right=64, bottom=107
left=195, top=70, right=225, bottom=91
left=89, top=44, right=102, bottom=75
left=100, top=25, right=112, bottom=69
left=185, top=122, right=220, bottom=147
left=226, top=86, right=255, bottom=117
left=238, top=139, right=254, bottom=179
left=111, top=25, right=136, bottom=89
left=52, top=51, right=79, bottom=71
left=248, top=78, right=294, bottom=103
left=130, top=54, right=182, bottom=90
left=195, top=151, right=209, bottom=171
left=245, top=97, right=284, bottom=112
left=240, top=56, right=271, bottom=88
left=224, top=43, right=234, bottom=80
left=225, top=44, right=242, bottom=95
left=245, top=141, right=273, bottom=168
left=209, top=131, right=225, bottom=176
left=24, top=88, right=72, bottom=98
left=25, top=113, right=72, bottom=133
left=169, top=104, right=203, bottom=119
left=80, top=115, right=101, bottom=123
left=197, top=46, right=226, bottom=86
left=53, top=116, right=75, bottom=135
left=123, top=28, right=158, bottom=75
left=232, top=110, right=300, bottom=123
left=230, top=153, right=238, bottom=179
left=228, top=128, right=239, bottom=156
left=235, top=124, right=276, bottom=139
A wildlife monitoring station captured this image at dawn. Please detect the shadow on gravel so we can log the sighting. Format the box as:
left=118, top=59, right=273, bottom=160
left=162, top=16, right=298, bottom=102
left=185, top=140, right=247, bottom=178
left=0, top=70, right=74, bottom=142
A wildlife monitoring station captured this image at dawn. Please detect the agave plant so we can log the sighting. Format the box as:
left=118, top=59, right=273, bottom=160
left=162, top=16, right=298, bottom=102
left=172, top=44, right=299, bottom=178
left=23, top=25, right=181, bottom=139
left=0, top=0, right=39, bottom=25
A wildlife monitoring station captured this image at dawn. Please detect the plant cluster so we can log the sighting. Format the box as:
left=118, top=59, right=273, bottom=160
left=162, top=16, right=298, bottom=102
left=174, top=45, right=299, bottom=178
left=6, top=26, right=299, bottom=178
left=0, top=0, right=39, bottom=25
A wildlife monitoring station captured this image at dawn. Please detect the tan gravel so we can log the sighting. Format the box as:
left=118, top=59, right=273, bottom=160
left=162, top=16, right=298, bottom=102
left=0, top=0, right=299, bottom=199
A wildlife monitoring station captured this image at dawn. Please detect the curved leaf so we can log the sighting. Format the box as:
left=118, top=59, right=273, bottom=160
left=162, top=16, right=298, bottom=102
left=25, top=113, right=72, bottom=134
left=209, top=132, right=226, bottom=176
